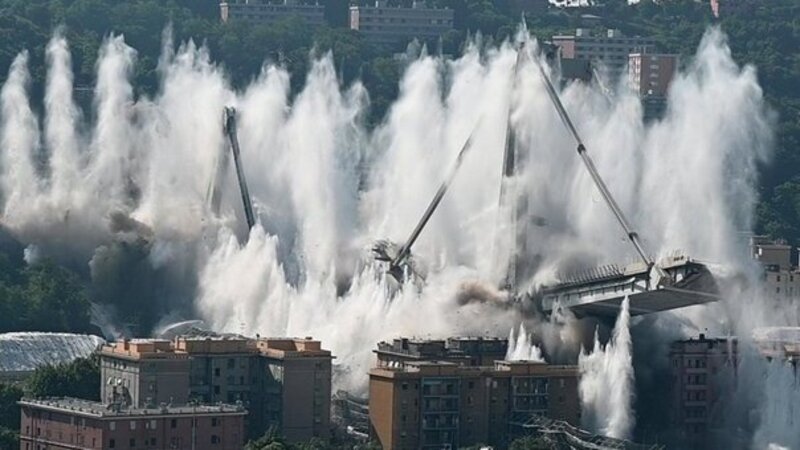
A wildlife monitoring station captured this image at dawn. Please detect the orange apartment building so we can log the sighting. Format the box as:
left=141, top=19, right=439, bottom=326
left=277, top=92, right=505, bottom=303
left=369, top=359, right=580, bottom=449
left=18, top=398, right=246, bottom=450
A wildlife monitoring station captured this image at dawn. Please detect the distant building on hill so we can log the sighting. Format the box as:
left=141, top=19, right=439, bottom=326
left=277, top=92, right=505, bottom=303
left=19, top=397, right=246, bottom=450
left=750, top=235, right=800, bottom=300
left=349, top=1, right=454, bottom=47
left=628, top=52, right=678, bottom=121
left=220, top=0, right=325, bottom=26
left=628, top=53, right=677, bottom=98
left=552, top=28, right=656, bottom=79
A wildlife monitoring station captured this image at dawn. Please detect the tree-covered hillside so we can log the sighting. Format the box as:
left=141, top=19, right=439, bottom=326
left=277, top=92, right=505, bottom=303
left=0, top=0, right=797, bottom=243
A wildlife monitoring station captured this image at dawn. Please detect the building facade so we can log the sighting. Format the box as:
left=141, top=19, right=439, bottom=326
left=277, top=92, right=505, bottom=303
left=553, top=28, right=656, bottom=79
left=100, top=340, right=191, bottom=408
left=369, top=360, right=580, bottom=450
left=256, top=338, right=333, bottom=441
left=750, top=235, right=800, bottom=300
left=628, top=53, right=677, bottom=97
left=100, top=336, right=333, bottom=442
left=18, top=398, right=245, bottom=450
left=349, top=1, right=454, bottom=47
left=669, top=334, right=737, bottom=447
left=220, top=0, right=325, bottom=26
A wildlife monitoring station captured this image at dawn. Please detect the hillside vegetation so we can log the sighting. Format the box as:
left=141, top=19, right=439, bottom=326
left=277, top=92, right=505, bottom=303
left=0, top=0, right=796, bottom=282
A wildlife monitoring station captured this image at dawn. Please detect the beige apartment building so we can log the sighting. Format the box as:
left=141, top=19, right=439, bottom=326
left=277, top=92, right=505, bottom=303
left=349, top=1, right=454, bottom=47
left=99, top=335, right=333, bottom=442
left=220, top=0, right=325, bottom=26
left=553, top=28, right=656, bottom=78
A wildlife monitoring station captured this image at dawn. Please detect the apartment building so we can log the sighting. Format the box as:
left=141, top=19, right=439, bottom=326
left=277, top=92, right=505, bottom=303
left=369, top=359, right=580, bottom=449
left=99, top=335, right=333, bottom=442
left=669, top=334, right=737, bottom=447
left=220, top=0, right=325, bottom=26
left=18, top=398, right=245, bottom=450
left=349, top=1, right=454, bottom=47
left=256, top=338, right=333, bottom=441
left=552, top=28, right=656, bottom=78
left=750, top=235, right=800, bottom=300
left=99, top=339, right=191, bottom=408
left=752, top=327, right=800, bottom=364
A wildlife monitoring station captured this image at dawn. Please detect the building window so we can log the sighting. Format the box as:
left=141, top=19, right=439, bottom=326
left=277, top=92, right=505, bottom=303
left=129, top=438, right=136, bottom=447
left=214, top=368, right=221, bottom=377
left=212, top=418, right=219, bottom=427
left=171, top=419, right=177, bottom=429
left=109, top=421, right=115, bottom=431
left=150, top=438, right=157, bottom=446
left=211, top=435, right=220, bottom=444
left=227, top=358, right=235, bottom=369
left=130, top=421, right=136, bottom=430
left=402, top=382, right=408, bottom=390
left=214, top=385, right=221, bottom=395
left=109, top=439, right=116, bottom=448
left=150, top=420, right=157, bottom=429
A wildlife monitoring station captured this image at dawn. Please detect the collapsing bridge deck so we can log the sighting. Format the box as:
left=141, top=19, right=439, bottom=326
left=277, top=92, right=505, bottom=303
left=538, top=255, right=720, bottom=319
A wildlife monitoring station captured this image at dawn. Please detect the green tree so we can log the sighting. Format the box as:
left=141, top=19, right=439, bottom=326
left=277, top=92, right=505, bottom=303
left=0, top=383, right=24, bottom=450
left=22, top=260, right=92, bottom=333
left=25, top=355, right=100, bottom=401
left=509, top=435, right=557, bottom=450
left=245, top=428, right=290, bottom=450
left=0, top=383, right=23, bottom=430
